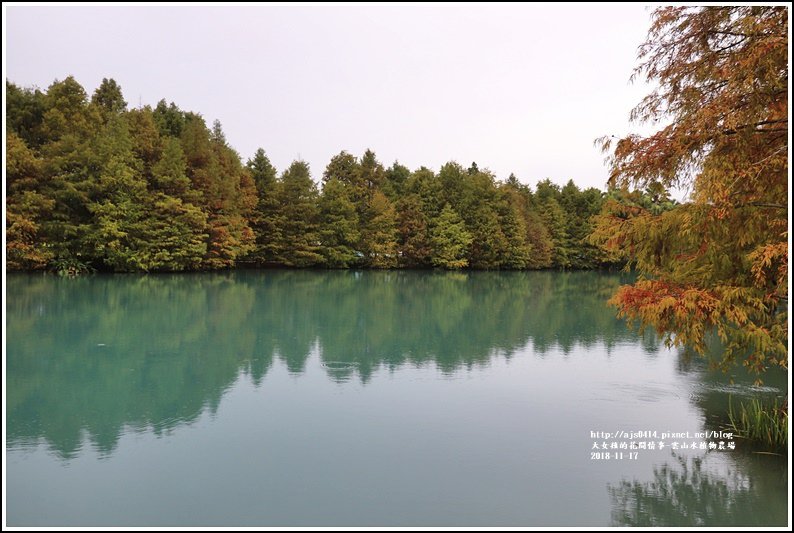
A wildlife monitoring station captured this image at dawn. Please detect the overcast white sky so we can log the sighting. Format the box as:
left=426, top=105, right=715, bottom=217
left=5, top=4, right=656, bottom=191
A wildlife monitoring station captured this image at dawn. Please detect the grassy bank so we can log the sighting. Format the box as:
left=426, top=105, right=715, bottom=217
left=728, top=396, right=788, bottom=453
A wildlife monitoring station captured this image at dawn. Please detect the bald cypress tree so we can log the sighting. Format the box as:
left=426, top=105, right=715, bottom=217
left=430, top=204, right=472, bottom=269
left=246, top=148, right=280, bottom=265
left=319, top=177, right=359, bottom=268
left=594, top=6, right=788, bottom=373
left=274, top=160, right=323, bottom=267
left=361, top=190, right=398, bottom=268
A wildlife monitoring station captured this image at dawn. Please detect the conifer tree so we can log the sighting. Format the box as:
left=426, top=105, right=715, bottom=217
left=318, top=177, right=360, bottom=268
left=430, top=204, right=472, bottom=269
left=274, top=160, right=323, bottom=267
left=595, top=6, right=788, bottom=373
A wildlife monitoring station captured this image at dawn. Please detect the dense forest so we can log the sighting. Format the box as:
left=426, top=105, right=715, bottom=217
left=6, top=77, right=665, bottom=274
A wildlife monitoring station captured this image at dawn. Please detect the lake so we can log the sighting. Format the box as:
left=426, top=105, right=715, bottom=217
left=5, top=270, right=788, bottom=526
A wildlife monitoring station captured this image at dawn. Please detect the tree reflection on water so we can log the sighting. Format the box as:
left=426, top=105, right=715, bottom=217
left=609, top=452, right=787, bottom=527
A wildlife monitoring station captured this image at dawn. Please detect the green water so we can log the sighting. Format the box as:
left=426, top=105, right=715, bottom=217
left=5, top=270, right=788, bottom=526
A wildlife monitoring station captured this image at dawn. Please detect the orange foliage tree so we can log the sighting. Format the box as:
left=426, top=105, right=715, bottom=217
left=593, top=6, right=788, bottom=374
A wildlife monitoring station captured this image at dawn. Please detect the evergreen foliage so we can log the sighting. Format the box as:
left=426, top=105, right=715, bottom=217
left=7, top=76, right=620, bottom=274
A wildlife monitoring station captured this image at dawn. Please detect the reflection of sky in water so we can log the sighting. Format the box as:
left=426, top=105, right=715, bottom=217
left=6, top=270, right=788, bottom=526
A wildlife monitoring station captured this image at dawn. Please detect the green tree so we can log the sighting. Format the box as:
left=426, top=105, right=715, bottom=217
left=6, top=132, right=53, bottom=269
left=152, top=99, right=185, bottom=138
left=88, top=163, right=148, bottom=270
left=540, top=198, right=570, bottom=268
left=437, top=161, right=467, bottom=210
left=91, top=78, right=127, bottom=116
left=274, top=160, right=323, bottom=267
left=533, top=181, right=571, bottom=269
left=358, top=148, right=385, bottom=193
left=383, top=161, right=410, bottom=201
left=150, top=137, right=191, bottom=198
left=360, top=190, right=398, bottom=268
left=141, top=134, right=208, bottom=271
left=405, top=166, right=442, bottom=222
left=139, top=195, right=208, bottom=271
left=211, top=119, right=227, bottom=145
left=397, top=193, right=432, bottom=267
left=501, top=177, right=552, bottom=269
left=127, top=106, right=162, bottom=172
left=6, top=81, right=46, bottom=148
left=323, top=150, right=360, bottom=187
left=40, top=76, right=100, bottom=143
left=245, top=148, right=281, bottom=265
left=559, top=180, right=604, bottom=268
left=85, top=116, right=151, bottom=271
left=323, top=150, right=365, bottom=218
left=180, top=115, right=255, bottom=268
left=34, top=77, right=103, bottom=269
left=430, top=204, right=472, bottom=269
left=500, top=201, right=530, bottom=269
left=318, top=178, right=360, bottom=267
left=524, top=209, right=554, bottom=268
left=467, top=205, right=509, bottom=269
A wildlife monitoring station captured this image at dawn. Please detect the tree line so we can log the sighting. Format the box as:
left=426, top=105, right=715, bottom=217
left=7, top=77, right=614, bottom=273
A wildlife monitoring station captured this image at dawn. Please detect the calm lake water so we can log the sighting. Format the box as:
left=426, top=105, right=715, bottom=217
left=6, top=270, right=788, bottom=526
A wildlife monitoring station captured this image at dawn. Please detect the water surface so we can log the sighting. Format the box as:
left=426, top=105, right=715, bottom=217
left=6, top=270, right=788, bottom=526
